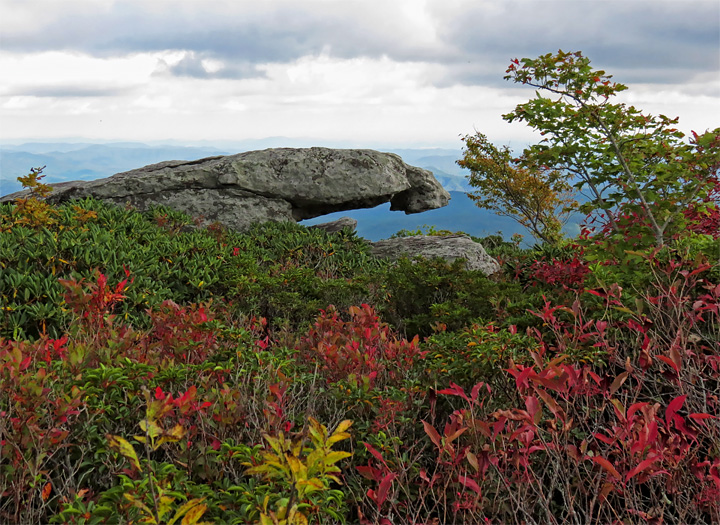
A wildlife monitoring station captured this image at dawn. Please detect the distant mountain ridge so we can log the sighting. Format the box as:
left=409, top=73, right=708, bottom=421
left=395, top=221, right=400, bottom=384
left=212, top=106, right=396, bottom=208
left=0, top=143, right=230, bottom=195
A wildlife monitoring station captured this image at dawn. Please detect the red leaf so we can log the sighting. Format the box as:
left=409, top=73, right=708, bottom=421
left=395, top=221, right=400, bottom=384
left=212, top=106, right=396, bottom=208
left=625, top=456, right=660, bottom=483
left=665, top=395, right=686, bottom=429
left=688, top=413, right=716, bottom=422
left=470, top=381, right=488, bottom=402
left=363, top=442, right=388, bottom=469
left=673, top=414, right=698, bottom=440
left=594, top=432, right=615, bottom=445
left=423, top=420, right=443, bottom=449
left=535, top=388, right=565, bottom=421
left=457, top=475, right=482, bottom=495
left=356, top=465, right=383, bottom=482
left=507, top=366, right=534, bottom=390
left=525, top=395, right=542, bottom=425
left=657, top=355, right=679, bottom=374
left=591, top=456, right=621, bottom=480
left=437, top=382, right=469, bottom=403
left=669, top=344, right=682, bottom=372
left=376, top=473, right=396, bottom=506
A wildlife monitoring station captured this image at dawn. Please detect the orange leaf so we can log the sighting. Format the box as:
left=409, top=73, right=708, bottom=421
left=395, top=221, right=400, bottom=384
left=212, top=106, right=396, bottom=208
left=41, top=482, right=52, bottom=501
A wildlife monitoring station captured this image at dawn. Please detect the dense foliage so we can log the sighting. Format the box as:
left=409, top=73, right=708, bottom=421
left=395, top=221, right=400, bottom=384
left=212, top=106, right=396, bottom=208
left=461, top=50, right=720, bottom=248
left=1, top=52, right=719, bottom=524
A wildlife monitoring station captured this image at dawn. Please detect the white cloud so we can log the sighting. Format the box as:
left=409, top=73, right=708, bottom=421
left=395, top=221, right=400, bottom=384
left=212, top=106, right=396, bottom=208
left=0, top=0, right=717, bottom=147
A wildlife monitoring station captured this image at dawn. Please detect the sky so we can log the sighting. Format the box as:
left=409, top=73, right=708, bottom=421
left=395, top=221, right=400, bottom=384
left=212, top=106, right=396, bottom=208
left=0, top=0, right=718, bottom=149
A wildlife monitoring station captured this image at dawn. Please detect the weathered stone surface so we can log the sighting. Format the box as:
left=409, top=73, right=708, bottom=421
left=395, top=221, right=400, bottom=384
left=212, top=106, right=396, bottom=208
left=370, top=234, right=500, bottom=275
left=308, top=216, right=357, bottom=234
left=0, top=148, right=450, bottom=232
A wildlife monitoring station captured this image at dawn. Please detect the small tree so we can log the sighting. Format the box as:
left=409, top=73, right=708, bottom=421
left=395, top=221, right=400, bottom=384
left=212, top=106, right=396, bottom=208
left=500, top=50, right=719, bottom=247
left=459, top=131, right=577, bottom=244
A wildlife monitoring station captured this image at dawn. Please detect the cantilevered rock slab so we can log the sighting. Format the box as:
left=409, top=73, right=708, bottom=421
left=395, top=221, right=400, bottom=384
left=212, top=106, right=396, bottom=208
left=1, top=148, right=450, bottom=232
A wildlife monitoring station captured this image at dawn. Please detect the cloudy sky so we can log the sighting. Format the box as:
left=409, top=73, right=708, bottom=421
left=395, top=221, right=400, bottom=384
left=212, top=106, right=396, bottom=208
left=0, top=0, right=718, bottom=149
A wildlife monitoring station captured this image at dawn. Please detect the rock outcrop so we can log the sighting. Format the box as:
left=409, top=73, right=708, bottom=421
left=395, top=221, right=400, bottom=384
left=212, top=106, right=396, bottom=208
left=308, top=216, right=357, bottom=234
left=370, top=234, right=500, bottom=275
left=0, top=148, right=450, bottom=232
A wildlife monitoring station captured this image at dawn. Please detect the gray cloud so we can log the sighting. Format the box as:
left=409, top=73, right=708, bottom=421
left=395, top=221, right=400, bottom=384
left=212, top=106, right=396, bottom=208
left=2, top=0, right=718, bottom=88
left=4, top=85, right=130, bottom=98
left=435, top=1, right=720, bottom=86
left=158, top=52, right=266, bottom=79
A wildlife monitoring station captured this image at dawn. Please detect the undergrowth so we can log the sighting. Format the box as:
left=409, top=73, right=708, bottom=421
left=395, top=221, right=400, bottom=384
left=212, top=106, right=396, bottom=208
left=0, top=173, right=718, bottom=524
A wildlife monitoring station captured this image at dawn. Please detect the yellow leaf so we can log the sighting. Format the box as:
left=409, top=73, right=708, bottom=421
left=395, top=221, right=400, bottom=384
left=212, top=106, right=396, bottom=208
left=323, top=451, right=351, bottom=466
left=158, top=495, right=175, bottom=521
left=286, top=455, right=307, bottom=479
left=259, top=514, right=275, bottom=525
left=288, top=505, right=309, bottom=525
left=326, top=432, right=351, bottom=446
left=296, top=477, right=324, bottom=494
left=180, top=502, right=208, bottom=525
left=139, top=418, right=163, bottom=440
left=163, top=423, right=185, bottom=442
left=106, top=434, right=141, bottom=471
left=167, top=498, right=206, bottom=525
left=264, top=434, right=284, bottom=456
left=332, top=420, right=353, bottom=435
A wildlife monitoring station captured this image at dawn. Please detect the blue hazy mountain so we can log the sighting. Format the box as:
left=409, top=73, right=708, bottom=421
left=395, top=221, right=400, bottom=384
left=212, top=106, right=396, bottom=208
left=0, top=143, right=231, bottom=195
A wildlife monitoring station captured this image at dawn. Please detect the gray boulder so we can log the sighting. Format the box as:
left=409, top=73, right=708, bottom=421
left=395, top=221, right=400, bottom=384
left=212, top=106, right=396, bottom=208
left=370, top=234, right=500, bottom=275
left=0, top=148, right=450, bottom=232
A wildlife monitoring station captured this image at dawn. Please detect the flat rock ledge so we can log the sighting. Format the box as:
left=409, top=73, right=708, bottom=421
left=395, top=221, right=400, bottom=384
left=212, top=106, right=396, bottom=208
left=308, top=216, right=358, bottom=234
left=0, top=147, right=450, bottom=232
left=370, top=234, right=501, bottom=275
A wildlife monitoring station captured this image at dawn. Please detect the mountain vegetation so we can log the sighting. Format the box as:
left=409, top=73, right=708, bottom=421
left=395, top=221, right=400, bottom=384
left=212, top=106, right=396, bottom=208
left=1, top=51, right=719, bottom=524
